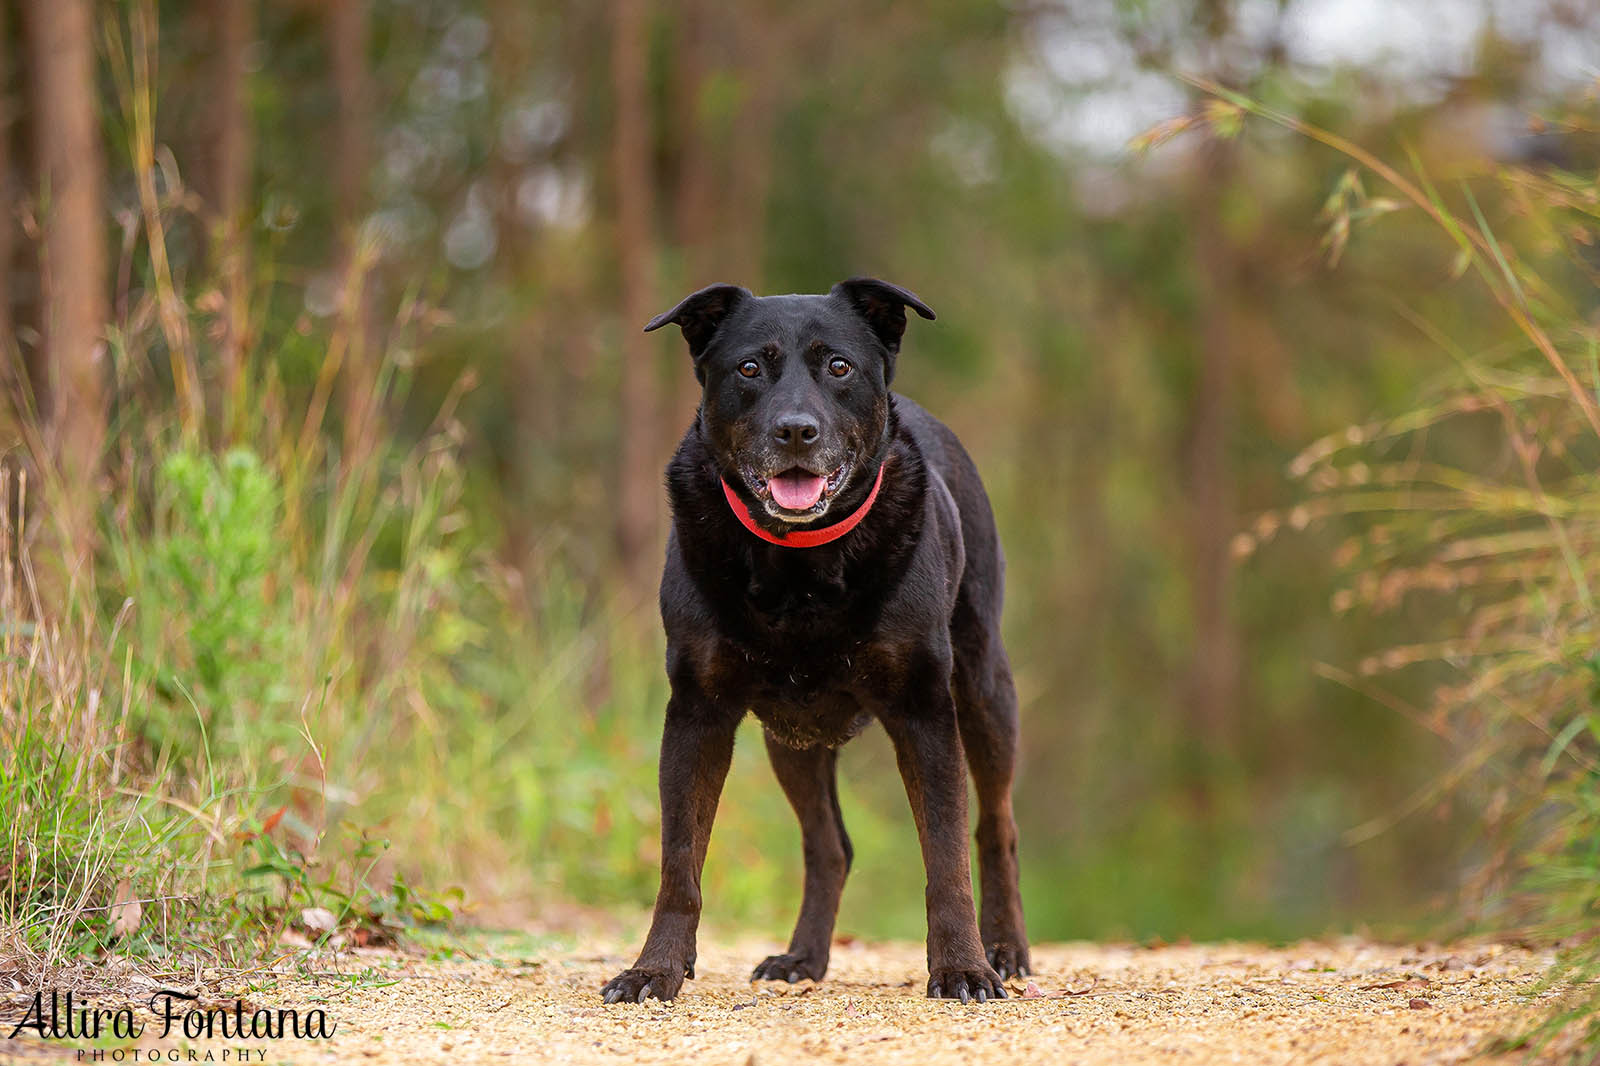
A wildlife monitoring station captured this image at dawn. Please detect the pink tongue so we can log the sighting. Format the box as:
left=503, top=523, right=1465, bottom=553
left=770, top=469, right=826, bottom=510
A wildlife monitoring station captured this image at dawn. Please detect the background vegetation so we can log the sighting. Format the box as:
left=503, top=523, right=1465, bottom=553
left=1, top=0, right=1597, bottom=1035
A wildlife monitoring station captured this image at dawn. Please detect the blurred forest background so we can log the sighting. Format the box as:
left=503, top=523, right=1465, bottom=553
left=1, top=0, right=1598, bottom=966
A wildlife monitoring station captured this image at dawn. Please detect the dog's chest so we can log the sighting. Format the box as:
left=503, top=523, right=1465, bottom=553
left=690, top=543, right=911, bottom=746
left=746, top=664, right=875, bottom=749
left=725, top=631, right=903, bottom=749
left=743, top=551, right=850, bottom=618
left=754, top=698, right=873, bottom=749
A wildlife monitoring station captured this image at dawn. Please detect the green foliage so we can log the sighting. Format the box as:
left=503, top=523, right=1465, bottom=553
left=153, top=448, right=281, bottom=685
left=0, top=523, right=189, bottom=965
left=0, top=706, right=118, bottom=957
left=121, top=446, right=293, bottom=758
left=238, top=826, right=461, bottom=945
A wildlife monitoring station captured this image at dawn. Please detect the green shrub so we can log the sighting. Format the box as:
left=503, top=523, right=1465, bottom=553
left=116, top=446, right=293, bottom=760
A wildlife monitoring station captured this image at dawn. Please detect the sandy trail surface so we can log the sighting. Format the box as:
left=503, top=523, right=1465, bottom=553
left=0, top=935, right=1567, bottom=1065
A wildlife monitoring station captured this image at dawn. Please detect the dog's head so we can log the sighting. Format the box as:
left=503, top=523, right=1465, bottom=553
left=647, top=278, right=935, bottom=523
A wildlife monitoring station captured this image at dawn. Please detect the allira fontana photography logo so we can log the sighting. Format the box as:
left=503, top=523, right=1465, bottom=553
left=6, top=988, right=336, bottom=1059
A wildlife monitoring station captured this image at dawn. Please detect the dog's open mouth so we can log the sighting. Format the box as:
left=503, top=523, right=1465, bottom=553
left=749, top=461, right=850, bottom=519
left=771, top=469, right=826, bottom=510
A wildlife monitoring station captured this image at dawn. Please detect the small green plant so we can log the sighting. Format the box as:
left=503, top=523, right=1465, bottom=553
left=237, top=821, right=461, bottom=947
left=110, top=445, right=295, bottom=762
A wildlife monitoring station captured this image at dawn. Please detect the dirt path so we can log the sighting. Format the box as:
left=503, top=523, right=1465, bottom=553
left=0, top=935, right=1568, bottom=1064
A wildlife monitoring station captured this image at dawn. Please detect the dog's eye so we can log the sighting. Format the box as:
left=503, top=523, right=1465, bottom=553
left=737, top=360, right=761, bottom=379
left=827, top=357, right=853, bottom=378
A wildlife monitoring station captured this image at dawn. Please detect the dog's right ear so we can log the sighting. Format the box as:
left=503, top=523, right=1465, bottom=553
left=644, top=284, right=752, bottom=361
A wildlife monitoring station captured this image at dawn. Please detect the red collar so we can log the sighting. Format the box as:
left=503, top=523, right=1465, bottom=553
left=721, top=462, right=887, bottom=548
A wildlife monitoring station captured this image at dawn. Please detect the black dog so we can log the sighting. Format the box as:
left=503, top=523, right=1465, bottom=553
left=600, top=278, right=1028, bottom=1005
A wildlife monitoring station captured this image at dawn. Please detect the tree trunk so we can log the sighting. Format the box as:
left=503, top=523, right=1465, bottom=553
left=488, top=0, right=546, bottom=575
left=488, top=0, right=532, bottom=269
left=1179, top=139, right=1241, bottom=814
left=667, top=2, right=714, bottom=431
left=0, top=0, right=17, bottom=411
left=664, top=3, right=782, bottom=448
left=722, top=5, right=780, bottom=287
left=199, top=0, right=253, bottom=428
left=327, top=0, right=377, bottom=466
left=22, top=0, right=107, bottom=579
left=611, top=0, right=659, bottom=591
left=329, top=0, right=370, bottom=246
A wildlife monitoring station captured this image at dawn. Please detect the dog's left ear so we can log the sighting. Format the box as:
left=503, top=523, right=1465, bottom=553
left=831, top=278, right=935, bottom=381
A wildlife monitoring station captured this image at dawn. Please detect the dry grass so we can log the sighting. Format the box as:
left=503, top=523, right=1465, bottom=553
left=1176, top=84, right=1600, bottom=1052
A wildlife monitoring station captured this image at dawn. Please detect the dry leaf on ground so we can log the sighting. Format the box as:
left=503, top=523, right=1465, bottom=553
left=109, top=879, right=142, bottom=938
left=301, top=907, right=339, bottom=933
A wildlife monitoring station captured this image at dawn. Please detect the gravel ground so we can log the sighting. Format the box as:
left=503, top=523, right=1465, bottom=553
left=0, top=935, right=1571, bottom=1064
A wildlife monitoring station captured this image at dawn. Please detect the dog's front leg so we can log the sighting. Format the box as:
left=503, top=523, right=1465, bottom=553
left=601, top=696, right=737, bottom=1003
left=881, top=681, right=1006, bottom=1003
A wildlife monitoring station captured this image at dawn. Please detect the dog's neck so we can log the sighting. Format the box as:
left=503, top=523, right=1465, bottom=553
left=720, top=460, right=889, bottom=548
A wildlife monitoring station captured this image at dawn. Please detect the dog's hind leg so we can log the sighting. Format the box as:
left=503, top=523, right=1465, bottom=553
left=952, top=601, right=1031, bottom=979
left=751, top=732, right=852, bottom=983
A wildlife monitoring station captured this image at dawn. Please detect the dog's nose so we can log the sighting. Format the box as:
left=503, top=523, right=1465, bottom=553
left=773, top=414, right=820, bottom=450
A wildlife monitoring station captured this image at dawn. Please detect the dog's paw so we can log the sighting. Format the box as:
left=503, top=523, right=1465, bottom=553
left=985, top=941, right=1032, bottom=980
left=751, top=952, right=826, bottom=984
left=600, top=966, right=685, bottom=1004
left=927, top=964, right=1007, bottom=1003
